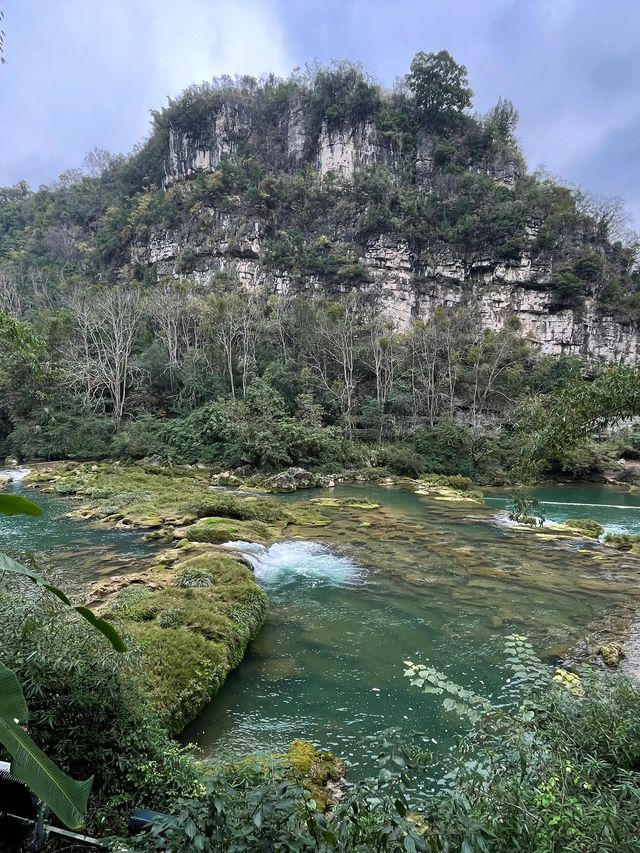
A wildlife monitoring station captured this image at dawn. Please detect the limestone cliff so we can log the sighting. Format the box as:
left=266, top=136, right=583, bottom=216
left=132, top=220, right=638, bottom=364
left=126, top=79, right=637, bottom=366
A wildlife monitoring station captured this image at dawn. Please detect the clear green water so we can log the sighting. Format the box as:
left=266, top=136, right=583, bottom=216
left=5, top=475, right=640, bottom=777
left=0, top=480, right=158, bottom=589
left=182, top=483, right=640, bottom=773
left=485, top=482, right=640, bottom=534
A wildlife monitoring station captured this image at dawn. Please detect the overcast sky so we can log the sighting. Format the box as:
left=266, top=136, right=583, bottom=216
left=2, top=0, right=640, bottom=223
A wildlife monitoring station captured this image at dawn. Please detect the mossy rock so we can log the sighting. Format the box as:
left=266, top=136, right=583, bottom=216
left=604, top=532, right=640, bottom=554
left=285, top=506, right=332, bottom=526
left=311, top=497, right=381, bottom=511
left=175, top=516, right=280, bottom=545
left=596, top=641, right=625, bottom=668
left=565, top=518, right=604, bottom=539
left=103, top=550, right=268, bottom=734
left=287, top=739, right=345, bottom=783
left=285, top=739, right=346, bottom=811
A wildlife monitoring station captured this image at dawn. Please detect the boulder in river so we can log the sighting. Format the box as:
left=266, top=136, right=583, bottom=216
left=265, top=467, right=316, bottom=492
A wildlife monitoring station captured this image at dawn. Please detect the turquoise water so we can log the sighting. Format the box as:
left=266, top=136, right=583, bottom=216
left=5, top=475, right=640, bottom=776
left=0, top=481, right=158, bottom=589
left=183, top=483, right=640, bottom=772
left=485, top=483, right=640, bottom=534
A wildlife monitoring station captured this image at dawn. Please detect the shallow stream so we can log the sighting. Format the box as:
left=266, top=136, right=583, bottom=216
left=182, top=483, right=640, bottom=772
left=4, top=476, right=640, bottom=776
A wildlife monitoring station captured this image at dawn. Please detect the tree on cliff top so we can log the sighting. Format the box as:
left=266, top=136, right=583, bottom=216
left=406, top=50, right=473, bottom=129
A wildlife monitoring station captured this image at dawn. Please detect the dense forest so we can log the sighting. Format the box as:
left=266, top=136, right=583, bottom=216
left=1, top=52, right=639, bottom=482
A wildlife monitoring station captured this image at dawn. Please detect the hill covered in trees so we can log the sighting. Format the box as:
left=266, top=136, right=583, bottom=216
left=1, top=51, right=639, bottom=479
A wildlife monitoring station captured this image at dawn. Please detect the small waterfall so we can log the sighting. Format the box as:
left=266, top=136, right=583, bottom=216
left=222, top=539, right=361, bottom=586
left=0, top=467, right=31, bottom=482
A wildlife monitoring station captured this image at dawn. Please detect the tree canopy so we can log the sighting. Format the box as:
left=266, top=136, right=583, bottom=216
left=406, top=50, right=473, bottom=128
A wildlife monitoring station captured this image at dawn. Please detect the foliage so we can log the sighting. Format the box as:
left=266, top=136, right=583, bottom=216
left=514, top=365, right=640, bottom=483
left=0, top=492, right=129, bottom=828
left=508, top=489, right=546, bottom=526
left=565, top=518, right=604, bottom=538
left=412, top=421, right=475, bottom=477
left=401, top=635, right=640, bottom=852
left=406, top=50, right=473, bottom=129
left=115, top=729, right=430, bottom=852
left=0, top=590, right=201, bottom=834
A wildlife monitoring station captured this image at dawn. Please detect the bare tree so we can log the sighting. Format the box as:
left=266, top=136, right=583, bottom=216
left=66, top=287, right=143, bottom=426
left=0, top=267, right=23, bottom=318
left=573, top=188, right=638, bottom=248
left=308, top=297, right=363, bottom=437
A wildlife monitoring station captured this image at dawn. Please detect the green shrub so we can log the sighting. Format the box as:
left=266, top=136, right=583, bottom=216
left=412, top=422, right=475, bottom=477
left=0, top=590, right=200, bottom=834
left=566, top=518, right=604, bottom=538
left=604, top=532, right=640, bottom=552
left=374, top=443, right=426, bottom=477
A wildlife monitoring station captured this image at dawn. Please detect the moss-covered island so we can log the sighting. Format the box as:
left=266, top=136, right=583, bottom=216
left=25, top=461, right=336, bottom=734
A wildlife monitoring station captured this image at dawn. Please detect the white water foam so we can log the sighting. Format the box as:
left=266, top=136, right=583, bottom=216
left=222, top=539, right=362, bottom=586
left=0, top=467, right=31, bottom=482
left=537, top=500, right=640, bottom=510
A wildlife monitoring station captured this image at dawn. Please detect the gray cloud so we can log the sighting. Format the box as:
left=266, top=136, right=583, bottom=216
left=2, top=0, right=640, bottom=225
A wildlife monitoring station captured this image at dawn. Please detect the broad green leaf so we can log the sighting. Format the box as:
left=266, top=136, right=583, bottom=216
left=0, top=714, right=92, bottom=829
left=0, top=553, right=125, bottom=652
left=0, top=494, right=42, bottom=517
left=0, top=663, right=28, bottom=723
left=74, top=607, right=127, bottom=652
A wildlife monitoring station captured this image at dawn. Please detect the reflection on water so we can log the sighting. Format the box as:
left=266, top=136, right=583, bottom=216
left=184, top=483, right=640, bottom=773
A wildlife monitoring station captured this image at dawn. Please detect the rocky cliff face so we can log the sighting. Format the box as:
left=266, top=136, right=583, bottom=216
left=133, top=221, right=639, bottom=365
left=163, top=99, right=518, bottom=185
left=145, top=90, right=638, bottom=366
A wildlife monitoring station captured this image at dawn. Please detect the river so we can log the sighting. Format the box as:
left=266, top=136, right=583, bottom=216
left=3, top=477, right=640, bottom=776
left=181, top=482, right=640, bottom=772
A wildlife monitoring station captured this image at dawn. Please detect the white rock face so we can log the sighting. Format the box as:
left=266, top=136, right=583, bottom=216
left=165, top=104, right=246, bottom=182
left=315, top=121, right=394, bottom=179
left=133, top=228, right=639, bottom=365
left=286, top=102, right=307, bottom=163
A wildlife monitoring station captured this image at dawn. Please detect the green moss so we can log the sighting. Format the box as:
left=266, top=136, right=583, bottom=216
left=127, top=622, right=229, bottom=734
left=176, top=516, right=279, bottom=545
left=565, top=518, right=604, bottom=539
left=604, top=532, right=640, bottom=555
left=597, top=641, right=624, bottom=668
left=311, top=497, right=381, bottom=510
left=104, top=551, right=268, bottom=734
left=285, top=739, right=346, bottom=811
left=186, top=492, right=287, bottom=523
left=285, top=506, right=332, bottom=526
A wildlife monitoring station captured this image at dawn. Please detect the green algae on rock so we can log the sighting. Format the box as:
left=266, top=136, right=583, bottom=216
left=311, top=497, right=381, bottom=510
left=564, top=518, right=604, bottom=539
left=174, top=516, right=279, bottom=545
left=98, top=548, right=268, bottom=735
left=26, top=461, right=331, bottom=539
